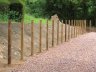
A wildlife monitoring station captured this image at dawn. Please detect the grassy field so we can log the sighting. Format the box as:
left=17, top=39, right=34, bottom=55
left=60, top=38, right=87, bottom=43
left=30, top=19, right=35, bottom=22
left=0, top=14, right=51, bottom=24
left=24, top=14, right=51, bottom=24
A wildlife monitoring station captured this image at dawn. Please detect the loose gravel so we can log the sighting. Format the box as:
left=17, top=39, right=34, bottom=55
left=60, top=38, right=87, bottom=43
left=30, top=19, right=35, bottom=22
left=9, top=32, right=96, bottom=72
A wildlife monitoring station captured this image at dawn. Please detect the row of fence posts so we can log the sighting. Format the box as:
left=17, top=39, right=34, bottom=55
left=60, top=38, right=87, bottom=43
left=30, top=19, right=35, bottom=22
left=8, top=20, right=92, bottom=65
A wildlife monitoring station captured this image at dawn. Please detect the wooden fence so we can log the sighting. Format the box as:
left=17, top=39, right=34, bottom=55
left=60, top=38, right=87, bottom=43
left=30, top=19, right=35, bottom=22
left=7, top=20, right=91, bottom=65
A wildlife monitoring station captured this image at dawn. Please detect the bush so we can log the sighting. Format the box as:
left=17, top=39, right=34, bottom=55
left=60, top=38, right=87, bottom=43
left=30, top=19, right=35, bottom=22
left=26, top=0, right=46, bottom=18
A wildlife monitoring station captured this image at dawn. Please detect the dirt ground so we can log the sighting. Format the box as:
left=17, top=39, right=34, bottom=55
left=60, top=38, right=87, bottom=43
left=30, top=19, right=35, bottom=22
left=0, top=21, right=68, bottom=72
left=6, top=32, right=96, bottom=72
left=0, top=21, right=90, bottom=72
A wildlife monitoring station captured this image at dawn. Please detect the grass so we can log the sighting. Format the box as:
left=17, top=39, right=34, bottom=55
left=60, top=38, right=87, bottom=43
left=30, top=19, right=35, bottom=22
left=24, top=14, right=51, bottom=24
left=0, top=14, right=51, bottom=24
left=0, top=14, right=8, bottom=23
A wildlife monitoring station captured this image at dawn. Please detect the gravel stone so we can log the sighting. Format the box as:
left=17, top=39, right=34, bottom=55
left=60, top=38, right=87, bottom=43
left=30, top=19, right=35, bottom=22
left=9, top=32, right=96, bottom=72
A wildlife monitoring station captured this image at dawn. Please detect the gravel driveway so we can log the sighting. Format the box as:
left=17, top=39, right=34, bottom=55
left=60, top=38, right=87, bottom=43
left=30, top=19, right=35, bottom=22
left=9, top=32, right=96, bottom=72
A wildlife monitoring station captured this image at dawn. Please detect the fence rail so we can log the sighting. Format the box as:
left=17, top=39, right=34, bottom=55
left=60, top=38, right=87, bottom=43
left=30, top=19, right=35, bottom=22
left=6, top=19, right=90, bottom=65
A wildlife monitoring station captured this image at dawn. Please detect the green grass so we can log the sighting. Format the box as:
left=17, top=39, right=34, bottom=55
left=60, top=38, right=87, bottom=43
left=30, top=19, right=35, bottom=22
left=0, top=14, right=8, bottom=23
left=24, top=14, right=51, bottom=24
left=0, top=14, right=51, bottom=24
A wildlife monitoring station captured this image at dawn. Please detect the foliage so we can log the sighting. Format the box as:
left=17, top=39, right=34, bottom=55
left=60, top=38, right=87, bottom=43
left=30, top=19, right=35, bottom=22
left=24, top=14, right=51, bottom=24
left=0, top=0, right=25, bottom=22
left=26, top=0, right=96, bottom=26
left=26, top=0, right=96, bottom=19
left=0, top=0, right=25, bottom=5
left=0, top=0, right=96, bottom=26
left=26, top=0, right=46, bottom=18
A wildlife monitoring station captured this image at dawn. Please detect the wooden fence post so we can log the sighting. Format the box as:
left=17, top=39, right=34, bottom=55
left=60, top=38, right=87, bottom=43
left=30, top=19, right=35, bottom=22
left=75, top=20, right=77, bottom=37
left=68, top=20, right=70, bottom=40
left=79, top=20, right=81, bottom=35
left=77, top=20, right=79, bottom=36
left=31, top=20, right=34, bottom=56
left=83, top=20, right=85, bottom=34
left=89, top=20, right=92, bottom=32
left=82, top=20, right=84, bottom=34
left=57, top=20, right=59, bottom=45
left=78, top=20, right=80, bottom=35
left=21, top=21, right=24, bottom=60
left=81, top=20, right=83, bottom=34
left=73, top=20, right=76, bottom=38
left=71, top=20, right=73, bottom=38
left=8, top=20, right=12, bottom=65
left=80, top=20, right=82, bottom=34
left=76, top=20, right=78, bottom=37
left=46, top=20, right=49, bottom=50
left=84, top=20, right=87, bottom=33
left=80, top=20, right=82, bottom=35
left=39, top=20, right=42, bottom=53
left=52, top=20, right=54, bottom=47
left=61, top=20, right=63, bottom=43
left=65, top=20, right=67, bottom=42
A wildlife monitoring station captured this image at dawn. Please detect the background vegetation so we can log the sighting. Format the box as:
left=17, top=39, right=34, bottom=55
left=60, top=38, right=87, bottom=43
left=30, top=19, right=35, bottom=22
left=0, top=0, right=96, bottom=26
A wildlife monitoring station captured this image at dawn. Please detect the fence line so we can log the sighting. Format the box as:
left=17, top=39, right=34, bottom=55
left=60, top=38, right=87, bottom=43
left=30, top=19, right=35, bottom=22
left=7, top=19, right=88, bottom=65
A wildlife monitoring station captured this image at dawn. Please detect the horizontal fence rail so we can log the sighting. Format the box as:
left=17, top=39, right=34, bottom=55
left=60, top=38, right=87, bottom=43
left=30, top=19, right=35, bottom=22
left=5, top=20, right=90, bottom=65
